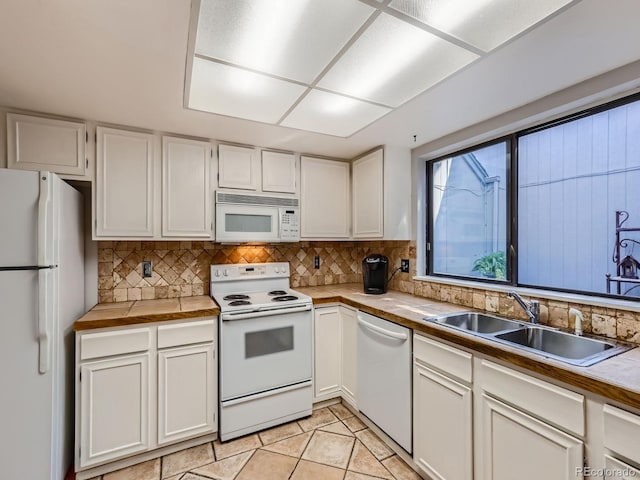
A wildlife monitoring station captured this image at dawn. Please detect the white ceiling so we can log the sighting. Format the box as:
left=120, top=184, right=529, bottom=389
left=1, top=0, right=640, bottom=159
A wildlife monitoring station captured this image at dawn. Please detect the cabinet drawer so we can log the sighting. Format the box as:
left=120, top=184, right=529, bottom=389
left=603, top=404, right=640, bottom=465
left=414, top=334, right=472, bottom=383
left=157, top=319, right=215, bottom=349
left=80, top=328, right=151, bottom=360
left=480, top=360, right=584, bottom=437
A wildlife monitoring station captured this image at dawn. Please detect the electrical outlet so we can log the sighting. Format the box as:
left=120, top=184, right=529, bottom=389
left=314, top=255, right=320, bottom=269
left=142, top=261, right=153, bottom=278
left=401, top=259, right=410, bottom=273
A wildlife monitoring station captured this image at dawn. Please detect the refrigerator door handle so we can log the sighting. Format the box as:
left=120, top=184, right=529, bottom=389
left=38, top=268, right=51, bottom=374
left=37, top=171, right=51, bottom=267
left=37, top=172, right=52, bottom=374
left=0, top=265, right=57, bottom=271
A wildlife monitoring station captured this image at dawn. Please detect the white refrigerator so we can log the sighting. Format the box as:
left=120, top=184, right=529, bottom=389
left=0, top=169, right=85, bottom=480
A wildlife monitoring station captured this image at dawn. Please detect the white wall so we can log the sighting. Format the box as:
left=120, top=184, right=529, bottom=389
left=383, top=145, right=412, bottom=240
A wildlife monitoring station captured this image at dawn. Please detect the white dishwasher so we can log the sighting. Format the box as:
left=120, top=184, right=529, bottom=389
left=357, top=311, right=412, bottom=453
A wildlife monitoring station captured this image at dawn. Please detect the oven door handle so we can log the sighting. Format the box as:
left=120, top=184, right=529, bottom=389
left=358, top=317, right=408, bottom=341
left=221, top=304, right=311, bottom=321
left=222, top=380, right=312, bottom=406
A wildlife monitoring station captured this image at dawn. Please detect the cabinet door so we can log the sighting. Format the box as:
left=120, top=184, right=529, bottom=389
left=604, top=455, right=640, bottom=479
left=352, top=149, right=383, bottom=238
left=300, top=157, right=350, bottom=238
left=162, top=136, right=212, bottom=237
left=96, top=127, right=155, bottom=237
left=7, top=113, right=86, bottom=176
left=158, top=344, right=216, bottom=445
left=262, top=151, right=297, bottom=194
left=218, top=144, right=257, bottom=190
left=340, top=306, right=357, bottom=407
left=414, top=361, right=472, bottom=480
left=79, top=353, right=150, bottom=468
left=314, top=307, right=342, bottom=401
left=481, top=394, right=583, bottom=480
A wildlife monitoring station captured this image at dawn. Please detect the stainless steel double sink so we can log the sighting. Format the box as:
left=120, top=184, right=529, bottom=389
left=424, top=312, right=633, bottom=367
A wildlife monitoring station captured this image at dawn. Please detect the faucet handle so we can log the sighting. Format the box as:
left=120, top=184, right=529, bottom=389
left=569, top=307, right=584, bottom=336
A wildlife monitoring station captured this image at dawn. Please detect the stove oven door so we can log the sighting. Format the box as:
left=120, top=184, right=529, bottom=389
left=220, top=305, right=312, bottom=401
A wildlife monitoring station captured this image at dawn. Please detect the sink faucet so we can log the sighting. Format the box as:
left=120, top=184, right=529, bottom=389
left=507, top=291, right=540, bottom=324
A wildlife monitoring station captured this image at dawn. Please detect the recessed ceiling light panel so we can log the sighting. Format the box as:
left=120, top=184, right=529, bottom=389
left=317, top=13, right=478, bottom=107
left=195, top=0, right=374, bottom=83
left=389, top=0, right=574, bottom=52
left=281, top=89, right=391, bottom=137
left=188, top=57, right=307, bottom=124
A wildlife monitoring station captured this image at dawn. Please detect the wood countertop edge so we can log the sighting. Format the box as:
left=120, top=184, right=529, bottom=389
left=73, top=307, right=220, bottom=331
left=311, top=296, right=640, bottom=410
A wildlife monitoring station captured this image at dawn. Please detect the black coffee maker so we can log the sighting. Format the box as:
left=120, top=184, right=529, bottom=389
left=362, top=254, right=389, bottom=294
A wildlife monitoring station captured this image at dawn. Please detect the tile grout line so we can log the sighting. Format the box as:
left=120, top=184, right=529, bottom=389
left=339, top=402, right=403, bottom=480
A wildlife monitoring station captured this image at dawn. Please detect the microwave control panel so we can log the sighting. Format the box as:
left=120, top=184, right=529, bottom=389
left=280, top=208, right=300, bottom=241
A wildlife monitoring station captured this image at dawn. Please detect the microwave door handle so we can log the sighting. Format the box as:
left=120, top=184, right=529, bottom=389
left=221, top=304, right=311, bottom=321
left=357, top=317, right=408, bottom=341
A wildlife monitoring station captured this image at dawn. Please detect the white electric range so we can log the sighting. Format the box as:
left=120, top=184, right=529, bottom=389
left=210, top=262, right=313, bottom=441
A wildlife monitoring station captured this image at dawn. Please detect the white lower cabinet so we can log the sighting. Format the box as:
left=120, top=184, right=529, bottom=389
left=79, top=353, right=150, bottom=468
left=313, top=306, right=357, bottom=406
left=314, top=307, right=342, bottom=400
left=481, top=394, right=583, bottom=480
left=602, top=404, right=640, bottom=477
left=604, top=455, right=640, bottom=480
left=157, top=344, right=216, bottom=445
left=414, top=362, right=472, bottom=480
left=413, top=334, right=473, bottom=480
left=412, top=336, right=588, bottom=480
left=340, top=306, right=357, bottom=407
left=478, top=359, right=584, bottom=480
left=76, top=318, right=217, bottom=473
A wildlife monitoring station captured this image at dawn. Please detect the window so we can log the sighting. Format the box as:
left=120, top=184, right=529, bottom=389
left=429, top=141, right=509, bottom=281
left=426, top=93, right=640, bottom=299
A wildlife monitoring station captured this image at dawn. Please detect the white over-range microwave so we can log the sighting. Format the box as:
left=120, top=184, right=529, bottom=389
left=215, top=191, right=300, bottom=243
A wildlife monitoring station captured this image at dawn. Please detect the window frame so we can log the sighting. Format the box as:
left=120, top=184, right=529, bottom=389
left=424, top=91, right=640, bottom=300
left=426, top=136, right=514, bottom=285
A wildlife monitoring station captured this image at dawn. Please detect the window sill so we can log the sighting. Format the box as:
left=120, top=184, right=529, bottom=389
left=413, top=275, right=640, bottom=313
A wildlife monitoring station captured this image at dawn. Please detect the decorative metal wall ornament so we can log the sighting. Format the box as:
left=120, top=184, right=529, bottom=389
left=606, top=210, right=640, bottom=294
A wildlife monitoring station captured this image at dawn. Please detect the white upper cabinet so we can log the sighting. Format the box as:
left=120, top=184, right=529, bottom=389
left=352, top=148, right=383, bottom=238
left=300, top=156, right=350, bottom=239
left=7, top=113, right=87, bottom=176
left=162, top=136, right=212, bottom=238
left=96, top=127, right=156, bottom=238
left=218, top=144, right=258, bottom=190
left=262, top=151, right=297, bottom=194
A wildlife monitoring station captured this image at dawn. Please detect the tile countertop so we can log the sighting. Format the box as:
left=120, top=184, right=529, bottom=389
left=73, top=296, right=219, bottom=331
left=73, top=285, right=640, bottom=410
left=297, top=284, right=640, bottom=411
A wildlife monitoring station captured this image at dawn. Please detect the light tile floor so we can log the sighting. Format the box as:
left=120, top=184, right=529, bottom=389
left=88, top=403, right=422, bottom=480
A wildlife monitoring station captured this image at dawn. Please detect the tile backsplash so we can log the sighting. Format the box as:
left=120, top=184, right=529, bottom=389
left=97, top=239, right=640, bottom=344
left=97, top=240, right=413, bottom=303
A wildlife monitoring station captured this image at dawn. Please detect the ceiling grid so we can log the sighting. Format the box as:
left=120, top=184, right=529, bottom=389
left=187, top=0, right=576, bottom=137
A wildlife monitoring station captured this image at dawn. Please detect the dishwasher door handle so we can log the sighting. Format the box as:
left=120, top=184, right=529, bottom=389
left=358, top=317, right=408, bottom=341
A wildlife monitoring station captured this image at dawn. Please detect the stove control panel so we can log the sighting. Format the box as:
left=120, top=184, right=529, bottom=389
left=211, top=262, right=290, bottom=282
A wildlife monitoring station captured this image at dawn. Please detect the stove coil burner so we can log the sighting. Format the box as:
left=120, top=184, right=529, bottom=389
left=272, top=295, right=299, bottom=302
left=228, top=300, right=252, bottom=306
left=224, top=294, right=250, bottom=301
left=268, top=290, right=288, bottom=296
